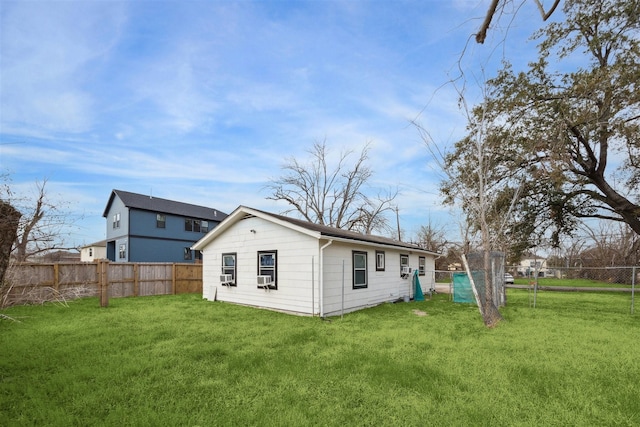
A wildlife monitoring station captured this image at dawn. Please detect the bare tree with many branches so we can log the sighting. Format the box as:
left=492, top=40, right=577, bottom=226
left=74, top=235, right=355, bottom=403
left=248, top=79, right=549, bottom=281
left=266, top=140, right=398, bottom=236
left=3, top=178, right=81, bottom=263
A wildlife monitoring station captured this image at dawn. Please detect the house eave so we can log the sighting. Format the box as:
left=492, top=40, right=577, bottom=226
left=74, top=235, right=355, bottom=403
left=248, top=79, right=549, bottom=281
left=318, top=235, right=439, bottom=256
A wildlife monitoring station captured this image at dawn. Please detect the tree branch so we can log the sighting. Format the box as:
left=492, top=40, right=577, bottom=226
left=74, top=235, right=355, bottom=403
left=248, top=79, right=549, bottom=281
left=476, top=0, right=500, bottom=44
left=533, top=0, right=561, bottom=21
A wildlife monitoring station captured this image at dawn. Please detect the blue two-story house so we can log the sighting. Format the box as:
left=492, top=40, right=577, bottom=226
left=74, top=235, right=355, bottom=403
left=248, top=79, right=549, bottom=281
left=103, top=189, right=227, bottom=263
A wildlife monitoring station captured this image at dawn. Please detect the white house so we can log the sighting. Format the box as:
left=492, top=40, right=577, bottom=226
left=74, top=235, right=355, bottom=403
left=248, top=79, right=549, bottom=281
left=80, top=240, right=107, bottom=262
left=192, top=206, right=440, bottom=317
left=514, top=254, right=548, bottom=277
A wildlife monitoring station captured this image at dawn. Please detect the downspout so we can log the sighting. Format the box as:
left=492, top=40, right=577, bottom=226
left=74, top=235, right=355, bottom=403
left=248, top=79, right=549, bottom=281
left=319, top=239, right=333, bottom=318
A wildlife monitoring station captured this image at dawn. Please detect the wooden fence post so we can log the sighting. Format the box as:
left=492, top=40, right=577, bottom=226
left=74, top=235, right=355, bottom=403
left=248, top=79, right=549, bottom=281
left=134, top=263, right=139, bottom=297
left=99, top=260, right=109, bottom=307
left=172, top=263, right=177, bottom=295
left=53, top=263, right=60, bottom=292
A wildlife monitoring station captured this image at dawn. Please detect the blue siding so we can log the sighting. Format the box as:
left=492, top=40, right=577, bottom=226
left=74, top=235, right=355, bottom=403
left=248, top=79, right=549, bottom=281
left=105, top=197, right=128, bottom=242
left=129, top=209, right=211, bottom=241
left=105, top=193, right=221, bottom=263
left=129, top=237, right=195, bottom=263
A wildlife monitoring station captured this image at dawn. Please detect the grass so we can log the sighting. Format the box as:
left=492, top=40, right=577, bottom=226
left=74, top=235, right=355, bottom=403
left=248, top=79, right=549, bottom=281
left=514, top=276, right=635, bottom=288
left=1, top=291, right=639, bottom=426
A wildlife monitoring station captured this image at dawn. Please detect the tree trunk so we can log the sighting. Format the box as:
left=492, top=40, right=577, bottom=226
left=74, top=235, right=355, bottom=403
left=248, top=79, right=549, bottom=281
left=482, top=249, right=503, bottom=327
left=0, top=200, right=21, bottom=285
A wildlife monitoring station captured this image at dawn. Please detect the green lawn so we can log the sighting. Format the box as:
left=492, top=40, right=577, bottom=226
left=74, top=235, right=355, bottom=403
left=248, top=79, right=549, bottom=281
left=516, top=276, right=634, bottom=288
left=1, top=291, right=638, bottom=426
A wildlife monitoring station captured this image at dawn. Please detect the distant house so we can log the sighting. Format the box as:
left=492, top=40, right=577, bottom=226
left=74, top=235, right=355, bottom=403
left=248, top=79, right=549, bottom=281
left=192, top=206, right=440, bottom=316
left=514, top=254, right=548, bottom=277
left=103, top=189, right=227, bottom=263
left=80, top=240, right=107, bottom=262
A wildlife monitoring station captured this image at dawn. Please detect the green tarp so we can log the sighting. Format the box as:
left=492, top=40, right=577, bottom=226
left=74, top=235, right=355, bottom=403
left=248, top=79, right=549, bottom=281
left=413, top=270, right=424, bottom=301
left=453, top=272, right=476, bottom=304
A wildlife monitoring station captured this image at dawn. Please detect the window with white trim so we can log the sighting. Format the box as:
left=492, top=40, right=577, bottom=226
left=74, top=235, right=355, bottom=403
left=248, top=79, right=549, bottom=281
left=400, top=254, right=409, bottom=277
left=118, top=244, right=126, bottom=259
left=353, top=251, right=368, bottom=289
left=376, top=250, right=385, bottom=271
left=419, top=256, right=426, bottom=276
left=113, top=213, right=120, bottom=229
left=222, top=253, right=237, bottom=285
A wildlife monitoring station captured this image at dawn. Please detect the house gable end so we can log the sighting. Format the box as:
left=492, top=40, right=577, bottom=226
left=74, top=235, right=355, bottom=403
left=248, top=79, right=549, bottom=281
left=192, top=206, right=320, bottom=251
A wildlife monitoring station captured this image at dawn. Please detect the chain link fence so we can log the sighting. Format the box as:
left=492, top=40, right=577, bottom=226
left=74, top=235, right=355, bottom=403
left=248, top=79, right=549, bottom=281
left=436, top=263, right=637, bottom=314
left=507, top=265, right=638, bottom=285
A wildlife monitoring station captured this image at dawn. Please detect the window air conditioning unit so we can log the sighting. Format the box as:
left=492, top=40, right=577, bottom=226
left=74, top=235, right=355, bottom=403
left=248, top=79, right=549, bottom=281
left=401, top=266, right=412, bottom=278
left=220, top=274, right=233, bottom=286
left=257, top=275, right=272, bottom=288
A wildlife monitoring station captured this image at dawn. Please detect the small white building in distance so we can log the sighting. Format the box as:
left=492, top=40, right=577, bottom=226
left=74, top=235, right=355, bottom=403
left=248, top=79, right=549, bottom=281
left=80, top=240, right=107, bottom=262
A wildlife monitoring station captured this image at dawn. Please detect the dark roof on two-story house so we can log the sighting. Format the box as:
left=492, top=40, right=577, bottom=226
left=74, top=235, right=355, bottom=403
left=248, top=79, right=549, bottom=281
left=103, top=189, right=225, bottom=220
left=102, top=189, right=227, bottom=263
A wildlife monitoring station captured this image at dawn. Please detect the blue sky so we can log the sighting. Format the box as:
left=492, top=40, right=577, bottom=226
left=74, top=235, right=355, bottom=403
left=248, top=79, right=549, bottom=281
left=0, top=0, right=550, bottom=249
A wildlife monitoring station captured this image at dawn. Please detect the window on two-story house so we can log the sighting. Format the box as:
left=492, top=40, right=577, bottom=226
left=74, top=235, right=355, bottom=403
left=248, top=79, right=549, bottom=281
left=376, top=250, right=385, bottom=271
left=353, top=251, right=368, bottom=289
left=257, top=251, right=277, bottom=289
left=118, top=244, right=126, bottom=259
left=113, top=213, right=120, bottom=229
left=185, top=218, right=206, bottom=232
left=184, top=247, right=192, bottom=260
left=419, top=256, right=426, bottom=276
left=156, top=214, right=166, bottom=228
left=222, top=253, right=237, bottom=285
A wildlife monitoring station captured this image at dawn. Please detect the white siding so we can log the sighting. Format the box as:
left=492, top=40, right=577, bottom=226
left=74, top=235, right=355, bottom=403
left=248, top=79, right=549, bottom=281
left=321, top=242, right=434, bottom=316
left=80, top=245, right=106, bottom=262
left=201, top=216, right=320, bottom=314
left=200, top=211, right=438, bottom=316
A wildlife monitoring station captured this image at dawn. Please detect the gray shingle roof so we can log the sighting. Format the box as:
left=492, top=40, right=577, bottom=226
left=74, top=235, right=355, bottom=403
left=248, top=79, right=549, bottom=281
left=103, top=189, right=227, bottom=221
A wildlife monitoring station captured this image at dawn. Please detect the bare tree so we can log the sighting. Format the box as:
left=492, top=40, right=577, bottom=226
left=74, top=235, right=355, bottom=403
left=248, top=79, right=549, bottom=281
left=578, top=222, right=640, bottom=267
left=266, top=140, right=397, bottom=235
left=416, top=222, right=448, bottom=253
left=6, top=179, right=80, bottom=262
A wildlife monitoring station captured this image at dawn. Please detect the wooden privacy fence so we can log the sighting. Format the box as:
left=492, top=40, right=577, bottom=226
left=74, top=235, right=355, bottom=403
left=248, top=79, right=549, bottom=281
left=3, top=261, right=203, bottom=307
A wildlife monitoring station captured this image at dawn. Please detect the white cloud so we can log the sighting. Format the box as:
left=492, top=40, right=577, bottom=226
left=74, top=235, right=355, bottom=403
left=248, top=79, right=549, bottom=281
left=1, top=1, right=127, bottom=134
